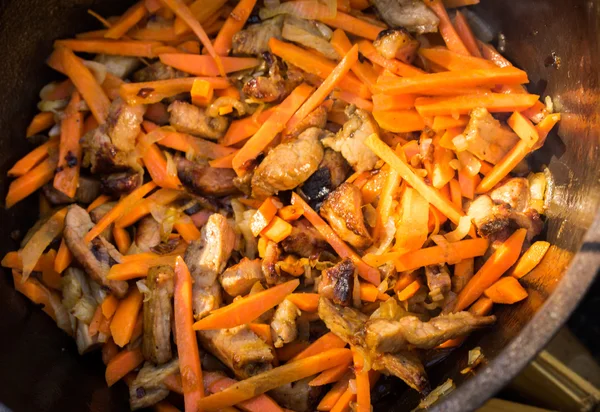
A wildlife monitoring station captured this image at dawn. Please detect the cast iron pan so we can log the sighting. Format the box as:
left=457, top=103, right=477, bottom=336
left=0, top=0, right=599, bottom=411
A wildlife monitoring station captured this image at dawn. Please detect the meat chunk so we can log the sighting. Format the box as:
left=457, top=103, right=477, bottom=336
left=467, top=195, right=511, bottom=237
left=322, top=107, right=379, bottom=173
left=269, top=377, right=322, bottom=412
left=302, top=149, right=352, bottom=210
left=219, top=258, right=264, bottom=296
left=251, top=127, right=325, bottom=199
left=42, top=176, right=101, bottom=205
left=489, top=178, right=530, bottom=212
left=372, top=352, right=430, bottom=393
left=261, top=240, right=281, bottom=285
left=284, top=105, right=329, bottom=141
left=100, top=172, right=143, bottom=196
left=133, top=61, right=188, bottom=82
left=64, top=205, right=128, bottom=297
left=243, top=54, right=303, bottom=104
left=373, top=28, right=420, bottom=63
left=198, top=326, right=274, bottom=379
left=89, top=202, right=115, bottom=241
left=193, top=282, right=223, bottom=319
left=129, top=359, right=179, bottom=410
left=176, top=155, right=238, bottom=197
left=282, top=16, right=337, bottom=60
left=142, top=265, right=174, bottom=365
left=281, top=218, right=329, bottom=258
left=364, top=312, right=496, bottom=353
left=320, top=183, right=373, bottom=249
left=464, top=108, right=520, bottom=165
left=271, top=299, right=300, bottom=348
left=168, top=100, right=229, bottom=140
left=318, top=258, right=355, bottom=306
left=131, top=216, right=161, bottom=254
left=232, top=16, right=284, bottom=56
left=317, top=297, right=367, bottom=348
left=424, top=265, right=451, bottom=302
left=370, top=0, right=439, bottom=33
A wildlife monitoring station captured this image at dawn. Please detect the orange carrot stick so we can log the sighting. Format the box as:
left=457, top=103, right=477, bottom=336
left=509, top=241, right=550, bottom=279
left=507, top=111, right=539, bottom=148
left=291, top=193, right=381, bottom=285
left=105, top=347, right=144, bottom=386
left=173, top=257, right=205, bottom=410
left=160, top=0, right=225, bottom=76
left=291, top=332, right=347, bottom=362
left=415, top=93, right=539, bottom=117
left=87, top=194, right=112, bottom=212
left=455, top=228, right=527, bottom=311
left=54, top=39, right=161, bottom=57
left=120, top=77, right=229, bottom=105
left=85, top=181, right=157, bottom=243
left=221, top=107, right=278, bottom=146
left=276, top=341, right=310, bottom=362
left=172, top=0, right=228, bottom=35
left=485, top=276, right=529, bottom=305
left=360, top=282, right=388, bottom=302
left=372, top=94, right=416, bottom=112
left=115, top=188, right=182, bottom=228
left=174, top=217, right=202, bottom=243
left=54, top=91, right=84, bottom=198
left=40, top=250, right=62, bottom=290
left=160, top=53, right=260, bottom=76
left=11, top=270, right=57, bottom=320
left=309, top=360, right=351, bottom=386
left=5, top=155, right=57, bottom=209
left=7, top=138, right=59, bottom=177
left=358, top=40, right=425, bottom=78
left=353, top=351, right=370, bottom=412
left=26, top=112, right=56, bottom=137
left=110, top=287, right=143, bottom=347
left=107, top=255, right=178, bottom=281
left=394, top=238, right=489, bottom=272
left=113, top=226, right=132, bottom=254
left=458, top=169, right=480, bottom=200
left=142, top=143, right=183, bottom=189
left=286, top=45, right=358, bottom=132
left=47, top=46, right=111, bottom=123
left=193, top=279, right=300, bottom=330
left=424, top=0, right=470, bottom=55
left=102, top=294, right=120, bottom=319
left=418, top=48, right=494, bottom=71
left=319, top=11, right=383, bottom=41
left=204, top=372, right=283, bottom=412
left=431, top=114, right=469, bottom=130
left=330, top=29, right=378, bottom=91
left=317, top=377, right=350, bottom=411
left=453, top=10, right=482, bottom=57
left=232, top=84, right=313, bottom=175
left=333, top=90, right=374, bottom=112
left=88, top=305, right=105, bottom=337
left=54, top=239, right=72, bottom=273
left=196, top=349, right=353, bottom=410
left=208, top=151, right=238, bottom=168
left=475, top=140, right=532, bottom=194
left=286, top=293, right=320, bottom=312
left=104, top=1, right=147, bottom=39
left=330, top=387, right=354, bottom=412
left=469, top=296, right=494, bottom=316
left=372, top=110, right=425, bottom=133
left=278, top=205, right=304, bottom=222
left=250, top=196, right=282, bottom=236
left=213, top=0, right=257, bottom=55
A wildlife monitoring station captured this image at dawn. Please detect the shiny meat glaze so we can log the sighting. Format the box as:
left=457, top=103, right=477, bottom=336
left=270, top=298, right=300, bottom=348
left=175, top=154, right=238, bottom=197
left=280, top=218, right=330, bottom=258
left=168, top=101, right=229, bottom=140
left=370, top=0, right=439, bottom=33
left=318, top=258, right=355, bottom=306
left=219, top=258, right=264, bottom=296
left=464, top=108, right=520, bottom=165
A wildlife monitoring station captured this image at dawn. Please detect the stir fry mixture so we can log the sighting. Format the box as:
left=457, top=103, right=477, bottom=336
left=1, top=0, right=561, bottom=410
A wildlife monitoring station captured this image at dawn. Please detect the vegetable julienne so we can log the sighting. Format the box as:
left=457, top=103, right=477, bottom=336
left=2, top=0, right=560, bottom=411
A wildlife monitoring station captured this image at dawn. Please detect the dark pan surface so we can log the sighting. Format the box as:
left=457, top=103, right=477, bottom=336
left=0, top=0, right=599, bottom=411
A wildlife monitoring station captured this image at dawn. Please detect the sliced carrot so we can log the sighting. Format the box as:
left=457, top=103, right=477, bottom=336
left=88, top=305, right=105, bottom=337
left=286, top=293, right=320, bottom=312
left=507, top=111, right=539, bottom=148
left=173, top=257, right=205, bottom=410
left=397, top=279, right=422, bottom=301
left=418, top=48, right=493, bottom=71
left=455, top=228, right=527, bottom=311
left=160, top=54, right=258, bottom=77
left=260, top=216, right=292, bottom=243
left=330, top=387, right=354, bottom=412
left=54, top=92, right=84, bottom=198
left=40, top=250, right=62, bottom=290
left=330, top=29, right=378, bottom=91
left=372, top=94, right=416, bottom=112
left=208, top=151, right=238, bottom=168
left=475, top=140, right=532, bottom=194
left=104, top=1, right=148, bottom=39
left=478, top=41, right=512, bottom=68
left=115, top=188, right=182, bottom=228
left=359, top=282, right=388, bottom=302
left=110, top=287, right=143, bottom=347
left=291, top=193, right=381, bottom=285
left=204, top=371, right=283, bottom=412
left=333, top=90, right=374, bottom=112
left=291, top=332, right=347, bottom=362
left=521, top=100, right=547, bottom=124
left=319, top=11, right=383, bottom=41
left=424, top=0, right=469, bottom=55
left=458, top=169, right=480, bottom=200
left=144, top=128, right=235, bottom=159
left=248, top=323, right=273, bottom=346
left=222, top=107, right=277, bottom=146
left=484, top=276, right=528, bottom=304
left=120, top=77, right=229, bottom=105
left=213, top=0, right=257, bottom=55
left=287, top=45, right=358, bottom=132
left=232, top=84, right=313, bottom=175
left=190, top=78, right=214, bottom=106
left=172, top=0, right=228, bottom=35
left=193, top=279, right=299, bottom=330
left=11, top=270, right=57, bottom=320
left=195, top=349, right=353, bottom=410
left=534, top=112, right=561, bottom=148
left=394, top=238, right=488, bottom=272
left=358, top=40, right=425, bottom=77
left=415, top=93, right=539, bottom=117
left=107, top=255, right=177, bottom=281
left=174, top=217, right=202, bottom=243
left=87, top=194, right=112, bottom=212
left=251, top=197, right=283, bottom=236
left=276, top=341, right=311, bottom=362
left=113, top=226, right=132, bottom=254
left=431, top=114, right=469, bottom=130
left=269, top=38, right=370, bottom=99
left=318, top=377, right=350, bottom=411
left=47, top=46, right=111, bottom=123
left=5, top=155, right=57, bottom=209
left=278, top=205, right=304, bottom=222
left=453, top=10, right=482, bottom=57
left=54, top=39, right=161, bottom=57
left=85, top=181, right=157, bottom=243
left=353, top=351, right=370, bottom=412
left=102, top=339, right=120, bottom=365
left=309, top=361, right=351, bottom=386
left=372, top=110, right=425, bottom=133
left=26, top=112, right=55, bottom=138
left=142, top=143, right=183, bottom=189
left=105, top=347, right=144, bottom=387
left=54, top=239, right=72, bottom=273
left=153, top=401, right=182, bottom=412
left=509, top=241, right=550, bottom=279
left=7, top=138, right=59, bottom=177
left=102, top=294, right=120, bottom=319
left=469, top=296, right=494, bottom=316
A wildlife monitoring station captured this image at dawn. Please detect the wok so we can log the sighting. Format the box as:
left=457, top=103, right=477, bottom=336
left=0, top=0, right=598, bottom=411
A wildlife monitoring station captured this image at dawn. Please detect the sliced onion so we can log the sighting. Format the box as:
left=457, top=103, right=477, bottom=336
left=371, top=218, right=396, bottom=256
left=48, top=123, right=61, bottom=137
left=20, top=210, right=66, bottom=281
left=315, top=21, right=333, bottom=40
left=259, top=0, right=335, bottom=20
left=207, top=96, right=247, bottom=117
left=38, top=99, right=68, bottom=113
left=452, top=134, right=468, bottom=151
left=164, top=150, right=178, bottom=181
left=395, top=188, right=428, bottom=253
left=71, top=297, right=97, bottom=324
left=352, top=272, right=361, bottom=309
left=49, top=292, right=74, bottom=336
left=83, top=60, right=107, bottom=85
left=444, top=216, right=472, bottom=243
left=136, top=279, right=152, bottom=302
left=417, top=379, right=455, bottom=409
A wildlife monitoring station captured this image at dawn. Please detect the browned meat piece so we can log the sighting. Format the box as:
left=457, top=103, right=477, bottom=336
left=193, top=282, right=222, bottom=319
left=364, top=312, right=496, bottom=352
left=100, top=172, right=143, bottom=196
left=109, top=98, right=146, bottom=152
left=269, top=377, right=322, bottom=412
left=282, top=16, right=337, bottom=60
left=370, top=0, right=439, bottom=33
left=467, top=195, right=512, bottom=238
left=232, top=16, right=284, bottom=56
left=322, top=107, right=379, bottom=172
left=131, top=216, right=161, bottom=254
left=262, top=239, right=281, bottom=285
left=219, top=258, right=264, bottom=296
left=284, top=105, right=329, bottom=141
left=281, top=218, right=329, bottom=258
left=425, top=265, right=451, bottom=302
left=64, top=205, right=128, bottom=297
left=168, top=100, right=229, bottom=140
left=302, top=149, right=352, bottom=210
left=81, top=128, right=131, bottom=174
left=89, top=201, right=115, bottom=241
left=176, top=155, right=238, bottom=197
left=464, top=108, right=520, bottom=165
left=320, top=183, right=373, bottom=249
left=512, top=208, right=544, bottom=241
left=318, top=258, right=355, bottom=306
left=42, top=176, right=101, bottom=205
left=271, top=299, right=300, bottom=348
left=251, top=127, right=325, bottom=199
left=373, top=28, right=420, bottom=63
left=133, top=61, right=188, bottom=82
left=489, top=178, right=530, bottom=212
left=129, top=359, right=179, bottom=410
left=142, top=265, right=174, bottom=365
left=372, top=352, right=430, bottom=393
left=317, top=297, right=367, bottom=348
left=198, top=326, right=274, bottom=379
